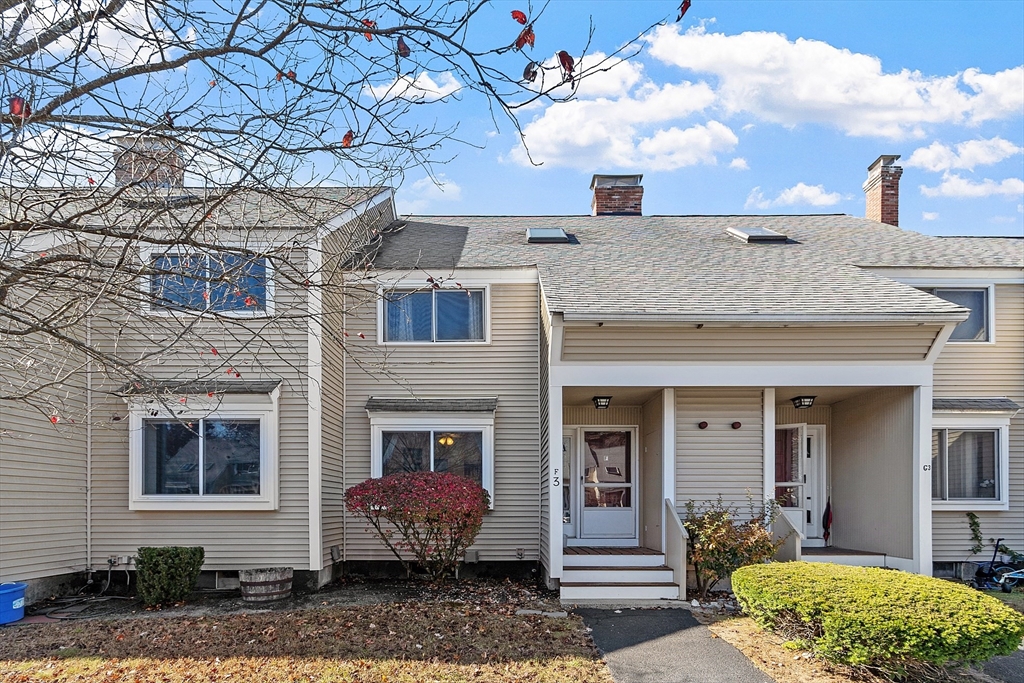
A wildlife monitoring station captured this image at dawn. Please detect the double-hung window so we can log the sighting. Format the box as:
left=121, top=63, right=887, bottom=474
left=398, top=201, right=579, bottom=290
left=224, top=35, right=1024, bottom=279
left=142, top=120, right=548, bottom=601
left=932, top=417, right=1010, bottom=510
left=382, top=288, right=486, bottom=342
left=918, top=287, right=991, bottom=342
left=128, top=390, right=280, bottom=510
left=150, top=251, right=272, bottom=315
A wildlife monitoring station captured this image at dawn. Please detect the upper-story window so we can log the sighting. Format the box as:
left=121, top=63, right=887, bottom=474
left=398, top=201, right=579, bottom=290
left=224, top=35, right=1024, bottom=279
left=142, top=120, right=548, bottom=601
left=919, top=287, right=990, bottom=342
left=150, top=252, right=271, bottom=315
left=383, top=288, right=486, bottom=342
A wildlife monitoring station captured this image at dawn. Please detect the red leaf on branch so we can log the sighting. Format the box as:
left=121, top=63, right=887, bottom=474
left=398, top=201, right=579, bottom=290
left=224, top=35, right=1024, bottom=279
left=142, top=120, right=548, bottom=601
left=515, top=26, right=535, bottom=51
left=677, top=0, right=692, bottom=21
left=276, top=72, right=284, bottom=81
left=244, top=296, right=256, bottom=306
left=522, top=61, right=538, bottom=82
left=397, top=36, right=411, bottom=58
left=511, top=10, right=527, bottom=24
left=207, top=392, right=215, bottom=398
left=9, top=96, right=30, bottom=118
left=362, top=19, right=376, bottom=41
left=50, top=415, right=59, bottom=424
left=209, top=80, right=217, bottom=86
left=286, top=70, right=296, bottom=81
left=179, top=397, right=188, bottom=404
left=558, top=51, right=575, bottom=79
left=210, top=347, right=218, bottom=355
left=87, top=177, right=95, bottom=185
left=226, top=367, right=235, bottom=375
left=342, top=130, right=354, bottom=147
left=358, top=332, right=365, bottom=339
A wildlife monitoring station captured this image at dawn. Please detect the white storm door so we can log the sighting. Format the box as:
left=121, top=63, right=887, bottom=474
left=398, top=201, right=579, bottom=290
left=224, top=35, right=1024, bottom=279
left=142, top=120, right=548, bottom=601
left=775, top=424, right=807, bottom=536
left=579, top=429, right=638, bottom=542
left=803, top=426, right=827, bottom=540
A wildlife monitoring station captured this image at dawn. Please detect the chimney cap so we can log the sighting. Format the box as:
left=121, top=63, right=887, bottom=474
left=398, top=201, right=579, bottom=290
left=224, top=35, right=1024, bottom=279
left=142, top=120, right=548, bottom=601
left=590, top=174, right=643, bottom=190
left=867, top=154, right=901, bottom=173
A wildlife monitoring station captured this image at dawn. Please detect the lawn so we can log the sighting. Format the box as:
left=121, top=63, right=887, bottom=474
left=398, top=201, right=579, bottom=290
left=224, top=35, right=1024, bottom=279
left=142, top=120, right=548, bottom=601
left=0, top=602, right=611, bottom=683
left=988, top=588, right=1024, bottom=613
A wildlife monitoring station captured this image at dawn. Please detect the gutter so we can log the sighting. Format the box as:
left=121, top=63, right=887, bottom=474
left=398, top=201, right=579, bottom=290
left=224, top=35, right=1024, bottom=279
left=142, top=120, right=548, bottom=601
left=559, top=311, right=970, bottom=325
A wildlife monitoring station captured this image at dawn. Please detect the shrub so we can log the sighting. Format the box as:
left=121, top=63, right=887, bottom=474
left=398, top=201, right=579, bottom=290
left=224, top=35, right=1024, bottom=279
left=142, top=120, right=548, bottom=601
left=683, top=495, right=782, bottom=599
left=135, top=546, right=205, bottom=607
left=346, top=472, right=489, bottom=582
left=733, top=562, right=1024, bottom=673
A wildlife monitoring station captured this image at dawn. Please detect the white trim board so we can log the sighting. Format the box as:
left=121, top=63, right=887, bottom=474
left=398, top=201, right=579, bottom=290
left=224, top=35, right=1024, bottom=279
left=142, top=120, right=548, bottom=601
left=551, top=364, right=934, bottom=387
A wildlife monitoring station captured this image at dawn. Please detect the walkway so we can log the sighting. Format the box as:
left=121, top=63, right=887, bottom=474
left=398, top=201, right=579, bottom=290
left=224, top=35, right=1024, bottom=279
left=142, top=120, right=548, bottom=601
left=576, top=608, right=775, bottom=683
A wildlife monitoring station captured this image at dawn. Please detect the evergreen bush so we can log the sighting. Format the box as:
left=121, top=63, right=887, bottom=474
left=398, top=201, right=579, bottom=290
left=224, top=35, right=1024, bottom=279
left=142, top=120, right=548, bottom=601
left=135, top=546, right=205, bottom=607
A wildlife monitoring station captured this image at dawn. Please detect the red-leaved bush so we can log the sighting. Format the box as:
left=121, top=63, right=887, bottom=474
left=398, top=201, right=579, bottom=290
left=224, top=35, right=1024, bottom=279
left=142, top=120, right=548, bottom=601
left=345, top=472, right=489, bottom=582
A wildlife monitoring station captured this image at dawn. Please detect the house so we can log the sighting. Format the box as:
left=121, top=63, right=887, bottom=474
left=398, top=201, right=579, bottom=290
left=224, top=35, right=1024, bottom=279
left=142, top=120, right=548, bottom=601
left=1, top=153, right=1021, bottom=603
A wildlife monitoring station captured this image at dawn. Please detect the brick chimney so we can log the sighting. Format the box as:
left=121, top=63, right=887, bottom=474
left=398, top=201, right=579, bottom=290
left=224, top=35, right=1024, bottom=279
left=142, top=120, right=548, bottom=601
left=863, top=154, right=902, bottom=226
left=113, top=135, right=186, bottom=188
left=591, top=174, right=643, bottom=216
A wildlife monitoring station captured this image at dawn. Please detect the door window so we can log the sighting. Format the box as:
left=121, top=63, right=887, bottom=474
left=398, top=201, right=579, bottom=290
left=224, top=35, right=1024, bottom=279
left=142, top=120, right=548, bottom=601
left=774, top=427, right=802, bottom=508
left=582, top=431, right=632, bottom=508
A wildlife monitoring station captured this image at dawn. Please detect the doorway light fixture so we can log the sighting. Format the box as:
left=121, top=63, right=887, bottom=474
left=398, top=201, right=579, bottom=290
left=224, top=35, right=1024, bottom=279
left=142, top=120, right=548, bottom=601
left=791, top=396, right=816, bottom=409
left=592, top=396, right=612, bottom=410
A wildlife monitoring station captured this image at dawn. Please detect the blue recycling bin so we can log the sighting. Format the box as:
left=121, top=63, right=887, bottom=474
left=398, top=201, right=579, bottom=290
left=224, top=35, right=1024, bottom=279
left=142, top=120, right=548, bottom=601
left=0, top=583, right=27, bottom=624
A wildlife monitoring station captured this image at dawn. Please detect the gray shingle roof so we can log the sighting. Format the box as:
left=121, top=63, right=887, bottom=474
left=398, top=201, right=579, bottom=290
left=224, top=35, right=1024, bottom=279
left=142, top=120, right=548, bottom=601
left=933, top=397, right=1021, bottom=413
left=1, top=187, right=386, bottom=229
left=365, top=397, right=498, bottom=413
left=372, top=215, right=1022, bottom=320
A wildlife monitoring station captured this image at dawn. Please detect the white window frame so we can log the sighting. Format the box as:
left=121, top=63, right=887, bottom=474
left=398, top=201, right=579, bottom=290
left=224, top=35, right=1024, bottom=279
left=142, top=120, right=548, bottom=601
left=917, top=284, right=995, bottom=345
left=931, top=412, right=1010, bottom=511
left=140, top=246, right=277, bottom=319
left=377, top=283, right=491, bottom=345
left=369, top=411, right=495, bottom=506
left=127, top=389, right=280, bottom=511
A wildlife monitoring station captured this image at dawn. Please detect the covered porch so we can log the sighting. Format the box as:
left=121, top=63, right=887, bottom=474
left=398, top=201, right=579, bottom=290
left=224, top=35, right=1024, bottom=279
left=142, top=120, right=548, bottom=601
left=547, top=377, right=933, bottom=601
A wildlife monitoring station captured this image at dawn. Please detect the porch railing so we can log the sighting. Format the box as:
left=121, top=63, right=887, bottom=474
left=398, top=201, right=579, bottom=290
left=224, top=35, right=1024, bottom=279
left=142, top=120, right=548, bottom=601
left=773, top=512, right=803, bottom=562
left=664, top=498, right=688, bottom=601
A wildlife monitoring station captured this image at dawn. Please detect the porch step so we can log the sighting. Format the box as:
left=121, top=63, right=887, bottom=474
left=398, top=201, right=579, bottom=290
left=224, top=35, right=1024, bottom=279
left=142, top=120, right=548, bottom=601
left=563, top=552, right=666, bottom=568
left=560, top=582, right=680, bottom=601
left=803, top=553, right=887, bottom=567
left=562, top=565, right=675, bottom=584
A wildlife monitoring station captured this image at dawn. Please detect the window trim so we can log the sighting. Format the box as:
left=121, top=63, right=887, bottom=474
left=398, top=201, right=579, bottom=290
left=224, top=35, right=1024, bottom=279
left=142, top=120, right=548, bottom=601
left=917, top=284, right=995, bottom=345
left=931, top=412, right=1010, bottom=511
left=369, top=412, right=495, bottom=506
left=376, top=283, right=491, bottom=345
left=140, top=246, right=277, bottom=319
left=127, top=389, right=280, bottom=511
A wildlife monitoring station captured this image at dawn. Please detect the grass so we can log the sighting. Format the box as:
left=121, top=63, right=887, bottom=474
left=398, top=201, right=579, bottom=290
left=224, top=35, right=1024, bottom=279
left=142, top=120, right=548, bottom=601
left=987, top=588, right=1024, bottom=613
left=0, top=602, right=612, bottom=683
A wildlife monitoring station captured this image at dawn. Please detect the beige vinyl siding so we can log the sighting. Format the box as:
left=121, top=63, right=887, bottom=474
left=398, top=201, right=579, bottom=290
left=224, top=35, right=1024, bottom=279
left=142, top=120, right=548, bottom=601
left=342, top=282, right=541, bottom=561
left=563, top=406, right=641, bottom=427
left=321, top=201, right=396, bottom=566
left=675, top=389, right=764, bottom=512
left=561, top=325, right=942, bottom=363
left=538, top=299, right=551, bottom=571
left=932, top=283, right=1024, bottom=562
left=640, top=394, right=664, bottom=551
left=831, top=387, right=915, bottom=559
left=87, top=246, right=313, bottom=570
left=0, top=385, right=88, bottom=583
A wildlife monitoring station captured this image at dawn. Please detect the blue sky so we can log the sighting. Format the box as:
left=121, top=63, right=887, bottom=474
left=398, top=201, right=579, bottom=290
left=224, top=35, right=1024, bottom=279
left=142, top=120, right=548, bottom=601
left=393, top=0, right=1024, bottom=237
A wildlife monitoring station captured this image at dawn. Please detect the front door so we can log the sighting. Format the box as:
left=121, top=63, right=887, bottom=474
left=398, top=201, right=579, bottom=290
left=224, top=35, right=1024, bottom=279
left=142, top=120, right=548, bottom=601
left=578, top=429, right=638, bottom=544
left=775, top=424, right=827, bottom=542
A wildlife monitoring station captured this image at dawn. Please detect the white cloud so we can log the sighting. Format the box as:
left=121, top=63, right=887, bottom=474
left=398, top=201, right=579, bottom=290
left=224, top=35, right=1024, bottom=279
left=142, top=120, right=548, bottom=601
left=906, top=137, right=1024, bottom=172
left=646, top=24, right=1024, bottom=139
left=729, top=157, right=749, bottom=170
left=920, top=173, right=1024, bottom=199
left=745, top=182, right=842, bottom=210
left=511, top=81, right=722, bottom=169
left=366, top=72, right=461, bottom=102
left=398, top=174, right=463, bottom=214
left=922, top=211, right=939, bottom=221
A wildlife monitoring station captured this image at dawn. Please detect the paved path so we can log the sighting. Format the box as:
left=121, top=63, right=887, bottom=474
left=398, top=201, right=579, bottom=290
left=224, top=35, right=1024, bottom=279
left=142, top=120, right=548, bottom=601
left=985, top=649, right=1024, bottom=683
left=576, top=608, right=775, bottom=683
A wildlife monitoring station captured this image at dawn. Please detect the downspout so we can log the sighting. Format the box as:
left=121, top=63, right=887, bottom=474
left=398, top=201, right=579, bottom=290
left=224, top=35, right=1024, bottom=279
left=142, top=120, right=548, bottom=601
left=342, top=293, right=347, bottom=565
left=85, top=314, right=93, bottom=573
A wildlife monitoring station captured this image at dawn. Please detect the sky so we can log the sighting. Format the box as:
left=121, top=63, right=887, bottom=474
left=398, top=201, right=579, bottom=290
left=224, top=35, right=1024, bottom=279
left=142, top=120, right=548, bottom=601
left=393, top=0, right=1024, bottom=237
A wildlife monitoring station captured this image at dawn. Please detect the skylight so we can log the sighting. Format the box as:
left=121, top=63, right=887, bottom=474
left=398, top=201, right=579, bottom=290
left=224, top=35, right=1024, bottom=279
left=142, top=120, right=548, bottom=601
left=725, top=226, right=789, bottom=243
left=526, top=227, right=570, bottom=244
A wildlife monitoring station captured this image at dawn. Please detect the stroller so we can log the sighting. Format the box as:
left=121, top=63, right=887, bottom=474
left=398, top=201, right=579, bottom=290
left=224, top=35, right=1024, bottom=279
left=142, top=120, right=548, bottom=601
left=962, top=538, right=1021, bottom=593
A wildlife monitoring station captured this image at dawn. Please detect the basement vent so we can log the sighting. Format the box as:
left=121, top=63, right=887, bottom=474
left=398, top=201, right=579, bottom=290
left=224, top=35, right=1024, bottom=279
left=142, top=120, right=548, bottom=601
left=526, top=227, right=570, bottom=244
left=725, top=226, right=789, bottom=243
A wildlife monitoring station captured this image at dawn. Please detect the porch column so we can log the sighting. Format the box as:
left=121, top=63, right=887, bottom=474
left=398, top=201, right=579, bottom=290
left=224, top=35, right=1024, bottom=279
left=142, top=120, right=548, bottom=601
left=548, top=384, right=563, bottom=581
left=913, top=384, right=933, bottom=575
left=763, top=388, right=776, bottom=504
left=661, top=388, right=676, bottom=550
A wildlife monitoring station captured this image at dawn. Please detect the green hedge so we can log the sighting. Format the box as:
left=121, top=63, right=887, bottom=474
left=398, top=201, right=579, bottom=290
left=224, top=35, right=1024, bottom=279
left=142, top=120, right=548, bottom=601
left=732, top=562, right=1024, bottom=669
left=135, top=546, right=205, bottom=607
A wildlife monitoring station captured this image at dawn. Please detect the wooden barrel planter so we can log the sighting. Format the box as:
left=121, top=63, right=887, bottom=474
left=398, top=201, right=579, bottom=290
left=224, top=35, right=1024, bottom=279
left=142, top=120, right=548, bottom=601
left=238, top=567, right=293, bottom=602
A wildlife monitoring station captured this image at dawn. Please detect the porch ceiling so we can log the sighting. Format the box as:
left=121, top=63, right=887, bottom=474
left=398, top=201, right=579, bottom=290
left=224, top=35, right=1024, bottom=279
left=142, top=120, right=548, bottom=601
left=775, top=385, right=883, bottom=407
left=562, top=386, right=663, bottom=407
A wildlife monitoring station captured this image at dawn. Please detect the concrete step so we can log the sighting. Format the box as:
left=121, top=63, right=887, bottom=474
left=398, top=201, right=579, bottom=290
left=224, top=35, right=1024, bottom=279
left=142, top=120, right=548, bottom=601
left=560, top=582, right=680, bottom=601
left=563, top=553, right=666, bottom=568
left=562, top=566, right=675, bottom=584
